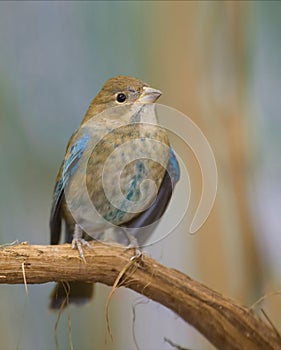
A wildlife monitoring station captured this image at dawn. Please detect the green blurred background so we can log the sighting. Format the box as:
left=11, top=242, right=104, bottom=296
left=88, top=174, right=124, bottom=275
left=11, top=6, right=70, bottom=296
left=0, top=1, right=280, bottom=349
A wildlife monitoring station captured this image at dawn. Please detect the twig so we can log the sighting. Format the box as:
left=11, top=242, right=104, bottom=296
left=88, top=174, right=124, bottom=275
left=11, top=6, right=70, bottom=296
left=0, top=241, right=280, bottom=350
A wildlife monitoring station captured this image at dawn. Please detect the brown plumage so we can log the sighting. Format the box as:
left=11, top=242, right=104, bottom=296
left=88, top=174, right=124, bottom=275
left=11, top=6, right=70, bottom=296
left=49, top=76, right=179, bottom=309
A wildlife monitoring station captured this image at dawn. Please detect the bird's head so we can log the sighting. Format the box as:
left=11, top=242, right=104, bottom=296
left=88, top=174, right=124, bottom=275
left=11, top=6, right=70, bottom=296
left=83, top=76, right=162, bottom=122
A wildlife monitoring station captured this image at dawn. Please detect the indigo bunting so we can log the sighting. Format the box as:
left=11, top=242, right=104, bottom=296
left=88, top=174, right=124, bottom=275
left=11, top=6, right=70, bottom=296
left=49, top=76, right=180, bottom=309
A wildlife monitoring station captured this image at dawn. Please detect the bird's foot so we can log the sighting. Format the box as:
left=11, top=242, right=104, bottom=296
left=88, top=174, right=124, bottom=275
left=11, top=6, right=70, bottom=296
left=72, top=224, right=90, bottom=263
left=72, top=238, right=90, bottom=263
left=129, top=248, right=143, bottom=262
left=123, top=232, right=143, bottom=261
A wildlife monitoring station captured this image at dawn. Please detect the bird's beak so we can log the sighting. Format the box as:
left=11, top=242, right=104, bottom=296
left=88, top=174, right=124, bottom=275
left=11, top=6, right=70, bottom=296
left=138, top=86, right=162, bottom=103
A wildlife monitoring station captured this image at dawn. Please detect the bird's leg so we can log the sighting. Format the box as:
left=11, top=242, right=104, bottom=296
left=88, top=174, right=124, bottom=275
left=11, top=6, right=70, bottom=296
left=72, top=224, right=90, bottom=263
left=123, top=229, right=143, bottom=260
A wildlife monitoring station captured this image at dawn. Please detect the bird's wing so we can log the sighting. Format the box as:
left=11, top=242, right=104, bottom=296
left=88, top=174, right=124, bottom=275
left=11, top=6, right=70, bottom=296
left=50, top=131, right=90, bottom=244
left=123, top=146, right=180, bottom=243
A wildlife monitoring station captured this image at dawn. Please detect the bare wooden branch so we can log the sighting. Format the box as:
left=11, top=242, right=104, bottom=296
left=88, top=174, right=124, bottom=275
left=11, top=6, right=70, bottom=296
left=0, top=242, right=280, bottom=350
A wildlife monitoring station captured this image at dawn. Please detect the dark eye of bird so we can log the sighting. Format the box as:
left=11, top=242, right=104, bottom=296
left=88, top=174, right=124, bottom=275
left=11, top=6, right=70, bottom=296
left=116, top=93, right=127, bottom=103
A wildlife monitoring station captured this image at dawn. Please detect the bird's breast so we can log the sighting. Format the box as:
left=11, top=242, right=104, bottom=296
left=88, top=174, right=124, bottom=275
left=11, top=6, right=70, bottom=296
left=87, top=123, right=169, bottom=224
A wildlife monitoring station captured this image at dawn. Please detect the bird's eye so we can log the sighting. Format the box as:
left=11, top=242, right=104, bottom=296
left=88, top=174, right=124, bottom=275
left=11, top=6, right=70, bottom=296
left=116, top=93, right=127, bottom=103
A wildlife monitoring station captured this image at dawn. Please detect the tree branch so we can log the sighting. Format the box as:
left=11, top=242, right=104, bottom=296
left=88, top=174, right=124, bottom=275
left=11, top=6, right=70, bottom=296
left=0, top=242, right=280, bottom=350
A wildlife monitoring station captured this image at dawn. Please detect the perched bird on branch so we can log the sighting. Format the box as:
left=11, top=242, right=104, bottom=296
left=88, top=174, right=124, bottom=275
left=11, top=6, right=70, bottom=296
left=49, top=76, right=180, bottom=309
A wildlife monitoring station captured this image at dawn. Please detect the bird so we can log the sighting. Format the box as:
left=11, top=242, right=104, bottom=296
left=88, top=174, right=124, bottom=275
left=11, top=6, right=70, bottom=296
left=49, top=75, right=180, bottom=309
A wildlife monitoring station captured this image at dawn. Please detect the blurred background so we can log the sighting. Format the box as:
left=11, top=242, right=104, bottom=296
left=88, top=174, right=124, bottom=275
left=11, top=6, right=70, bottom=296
left=0, top=1, right=280, bottom=349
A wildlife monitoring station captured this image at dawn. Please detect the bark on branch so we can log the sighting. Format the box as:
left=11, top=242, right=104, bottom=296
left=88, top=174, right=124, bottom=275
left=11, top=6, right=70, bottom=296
left=0, top=241, right=280, bottom=350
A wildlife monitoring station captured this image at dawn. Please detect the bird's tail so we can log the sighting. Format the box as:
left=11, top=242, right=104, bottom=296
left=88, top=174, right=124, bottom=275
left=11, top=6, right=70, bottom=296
left=49, top=282, right=94, bottom=310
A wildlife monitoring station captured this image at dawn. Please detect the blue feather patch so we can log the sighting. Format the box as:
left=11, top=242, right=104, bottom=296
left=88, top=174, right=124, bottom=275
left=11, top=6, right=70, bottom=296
left=51, top=132, right=90, bottom=221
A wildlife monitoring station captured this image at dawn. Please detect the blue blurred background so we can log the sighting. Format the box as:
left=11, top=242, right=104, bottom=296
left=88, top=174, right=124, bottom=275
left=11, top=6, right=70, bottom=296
left=0, top=1, right=280, bottom=349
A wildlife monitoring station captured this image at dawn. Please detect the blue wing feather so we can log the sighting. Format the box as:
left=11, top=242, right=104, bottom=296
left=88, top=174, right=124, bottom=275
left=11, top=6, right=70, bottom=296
left=167, top=147, right=180, bottom=183
left=50, top=132, right=90, bottom=244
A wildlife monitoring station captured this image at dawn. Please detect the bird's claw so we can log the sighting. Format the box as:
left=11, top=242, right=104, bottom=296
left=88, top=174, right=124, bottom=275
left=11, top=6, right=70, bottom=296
left=72, top=238, right=90, bottom=263
left=130, top=249, right=143, bottom=262
left=124, top=241, right=141, bottom=258
left=124, top=242, right=143, bottom=262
